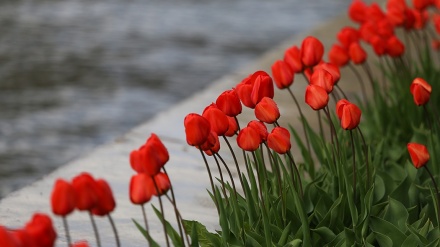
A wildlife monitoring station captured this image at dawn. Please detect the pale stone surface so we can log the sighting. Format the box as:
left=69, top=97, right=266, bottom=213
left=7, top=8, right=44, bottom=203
left=0, top=1, right=385, bottom=245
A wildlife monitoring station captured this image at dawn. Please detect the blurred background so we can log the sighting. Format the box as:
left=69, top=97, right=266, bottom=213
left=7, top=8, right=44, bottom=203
left=0, top=0, right=351, bottom=197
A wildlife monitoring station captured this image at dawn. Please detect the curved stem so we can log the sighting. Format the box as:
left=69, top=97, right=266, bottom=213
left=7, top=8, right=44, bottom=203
left=164, top=194, right=190, bottom=246
left=212, top=153, right=229, bottom=202
left=356, top=127, right=370, bottom=188
left=424, top=166, right=440, bottom=226
left=89, top=212, right=101, bottom=247
left=152, top=177, right=171, bottom=247
left=287, top=152, right=303, bottom=198
left=107, top=214, right=121, bottom=247
left=348, top=63, right=368, bottom=101
left=199, top=148, right=219, bottom=213
left=215, top=153, right=238, bottom=198
left=141, top=204, right=149, bottom=232
left=162, top=167, right=188, bottom=247
left=222, top=136, right=245, bottom=191
left=62, top=217, right=72, bottom=247
left=251, top=151, right=266, bottom=208
left=350, top=130, right=357, bottom=201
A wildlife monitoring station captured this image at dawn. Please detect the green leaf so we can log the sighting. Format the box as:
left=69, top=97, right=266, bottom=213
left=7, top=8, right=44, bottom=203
left=370, top=216, right=407, bottom=246
left=182, top=220, right=222, bottom=247
left=311, top=227, right=336, bottom=243
left=278, top=222, right=292, bottom=246
left=383, top=197, right=409, bottom=232
left=152, top=205, right=184, bottom=247
left=132, top=219, right=160, bottom=247
left=284, top=239, right=302, bottom=247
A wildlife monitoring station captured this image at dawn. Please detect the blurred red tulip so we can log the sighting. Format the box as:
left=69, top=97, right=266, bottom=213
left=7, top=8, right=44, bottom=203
left=51, top=179, right=76, bottom=217
left=348, top=42, right=367, bottom=64
left=247, top=120, right=268, bottom=141
left=386, top=36, right=405, bottom=57
left=337, top=26, right=360, bottom=49
left=370, top=36, right=387, bottom=56
left=271, top=60, right=294, bottom=89
left=301, top=36, right=324, bottom=67
left=407, top=143, right=430, bottom=169
left=91, top=179, right=116, bottom=216
left=315, top=63, right=341, bottom=84
left=310, top=68, right=334, bottom=93
left=328, top=44, right=350, bottom=67
left=152, top=172, right=171, bottom=196
left=410, top=78, right=432, bottom=106
left=224, top=116, right=238, bottom=137
left=0, top=226, right=19, bottom=247
left=305, top=85, right=329, bottom=111
left=129, top=173, right=154, bottom=205
left=72, top=173, right=99, bottom=211
left=71, top=241, right=90, bottom=247
left=25, top=213, right=57, bottom=247
left=348, top=0, right=368, bottom=23
left=284, top=46, right=303, bottom=73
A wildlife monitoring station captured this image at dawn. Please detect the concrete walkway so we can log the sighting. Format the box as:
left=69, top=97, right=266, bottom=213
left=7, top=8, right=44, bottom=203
left=0, top=2, right=382, bottom=246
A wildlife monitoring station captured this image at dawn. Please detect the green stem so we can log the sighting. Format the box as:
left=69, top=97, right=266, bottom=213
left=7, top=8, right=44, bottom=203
left=107, top=214, right=121, bottom=247
left=152, top=177, right=171, bottom=247
left=424, top=166, right=440, bottom=226
left=89, top=212, right=101, bottom=247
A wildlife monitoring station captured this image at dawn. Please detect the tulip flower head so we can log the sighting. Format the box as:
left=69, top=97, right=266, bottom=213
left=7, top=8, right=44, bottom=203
left=152, top=172, right=171, bottom=196
left=216, top=89, right=242, bottom=117
left=91, top=179, right=116, bottom=216
left=336, top=99, right=362, bottom=130
left=328, top=44, right=350, bottom=67
left=407, top=143, right=430, bottom=169
left=224, top=116, right=238, bottom=137
left=284, top=45, right=303, bottom=73
left=184, top=113, right=211, bottom=146
left=410, top=78, right=431, bottom=106
left=271, top=60, right=294, bottom=89
left=237, top=126, right=262, bottom=152
left=254, top=97, right=280, bottom=124
left=200, top=131, right=220, bottom=156
left=129, top=173, right=154, bottom=205
left=24, top=213, right=57, bottom=247
left=72, top=173, right=99, bottom=211
left=348, top=42, right=367, bottom=64
left=247, top=120, right=268, bottom=141
left=130, top=133, right=169, bottom=176
left=348, top=0, right=368, bottom=23
left=305, top=85, right=329, bottom=111
left=301, top=36, right=324, bottom=67
left=202, top=103, right=229, bottom=136
left=337, top=26, right=360, bottom=49
left=51, top=179, right=76, bottom=216
left=386, top=36, right=405, bottom=57
left=267, top=127, right=291, bottom=154
left=310, top=68, right=334, bottom=93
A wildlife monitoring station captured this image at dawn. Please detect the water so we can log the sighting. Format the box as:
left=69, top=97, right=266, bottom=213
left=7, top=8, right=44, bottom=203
left=0, top=0, right=351, bottom=197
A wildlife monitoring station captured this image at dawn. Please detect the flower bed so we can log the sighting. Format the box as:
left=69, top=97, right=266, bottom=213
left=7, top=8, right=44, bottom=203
left=2, top=0, right=440, bottom=246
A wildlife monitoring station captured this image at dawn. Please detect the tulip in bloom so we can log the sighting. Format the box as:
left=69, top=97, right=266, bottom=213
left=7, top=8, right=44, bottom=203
left=310, top=68, right=334, bottom=93
left=237, top=126, right=262, bottom=152
left=301, top=36, right=324, bottom=67
left=247, top=120, right=268, bottom=141
left=385, top=36, right=405, bottom=57
left=184, top=113, right=211, bottom=146
left=336, top=99, right=362, bottom=130
left=271, top=60, right=294, bottom=89
left=328, top=44, right=350, bottom=67
left=216, top=89, right=242, bottom=117
left=348, top=42, right=367, bottom=64
left=202, top=103, right=229, bottom=136
left=254, top=97, right=280, bottom=124
left=25, top=213, right=57, bottom=247
left=407, top=143, right=430, bottom=169
left=129, top=173, right=154, bottom=205
left=267, top=127, right=291, bottom=154
left=410, top=78, right=432, bottom=106
left=91, top=179, right=116, bottom=216
left=284, top=46, right=303, bottom=73
left=305, top=85, right=329, bottom=111
left=51, top=179, right=76, bottom=216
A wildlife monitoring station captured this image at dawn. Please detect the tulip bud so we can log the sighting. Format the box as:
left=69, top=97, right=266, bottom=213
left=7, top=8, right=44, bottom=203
left=370, top=35, right=386, bottom=56
left=216, top=90, right=242, bottom=117
left=337, top=27, right=360, bottom=49
left=301, top=36, right=324, bottom=67
left=328, top=44, right=350, bottom=67
left=91, top=179, right=116, bottom=216
left=267, top=127, right=291, bottom=154
left=200, top=131, right=220, bottom=156
left=315, top=63, right=341, bottom=85
left=247, top=120, right=268, bottom=141
left=284, top=46, right=303, bottom=73
left=251, top=71, right=274, bottom=106
left=385, top=36, right=405, bottom=57
left=310, top=68, right=334, bottom=93
left=51, top=179, right=76, bottom=216
left=407, top=143, right=430, bottom=169
left=25, top=213, right=57, bottom=247
left=336, top=99, right=362, bottom=130
left=224, top=116, right=238, bottom=137
left=348, top=42, right=367, bottom=64
left=305, top=85, right=329, bottom=111
left=129, top=173, right=154, bottom=205
left=202, top=103, right=229, bottom=136
left=271, top=60, right=294, bottom=89
left=348, top=0, right=368, bottom=23
left=72, top=173, right=99, bottom=211
left=152, top=172, right=171, bottom=196
left=254, top=97, right=280, bottom=124
left=410, top=78, right=431, bottom=106
left=237, top=126, right=262, bottom=151
left=184, top=113, right=211, bottom=146
left=0, top=226, right=19, bottom=247
left=367, top=3, right=386, bottom=22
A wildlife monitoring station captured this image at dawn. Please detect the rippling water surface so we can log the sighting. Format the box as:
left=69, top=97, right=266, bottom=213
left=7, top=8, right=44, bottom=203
left=0, top=0, right=351, bottom=196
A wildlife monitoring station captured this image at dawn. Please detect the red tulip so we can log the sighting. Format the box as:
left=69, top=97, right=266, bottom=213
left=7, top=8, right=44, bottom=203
left=348, top=42, right=367, bottom=64
left=410, top=78, right=432, bottom=106
left=271, top=60, right=294, bottom=89
left=152, top=172, right=171, bottom=196
left=216, top=89, right=242, bottom=117
left=336, top=99, right=362, bottom=130
left=25, top=213, right=57, bottom=247
left=305, top=85, right=329, bottom=111
left=51, top=179, right=76, bottom=216
left=129, top=173, right=154, bottom=205
left=72, top=173, right=98, bottom=211
left=201, top=131, right=220, bottom=156
left=91, top=179, right=116, bottom=216
left=367, top=3, right=386, bottom=22
left=202, top=103, right=229, bottom=136
left=328, top=44, right=350, bottom=67
left=433, top=14, right=440, bottom=34
left=301, top=36, right=324, bottom=67
left=377, top=18, right=394, bottom=39
left=348, top=0, right=368, bottom=23
left=407, top=143, right=430, bottom=169
left=413, top=9, right=428, bottom=29
left=412, top=0, right=433, bottom=10
left=403, top=8, right=416, bottom=30
left=310, top=68, right=334, bottom=93
left=385, top=36, right=405, bottom=57
left=184, top=113, right=211, bottom=146
left=314, top=63, right=341, bottom=84
left=267, top=127, right=291, bottom=154
left=251, top=71, right=274, bottom=106
left=235, top=74, right=255, bottom=108
left=130, top=133, right=170, bottom=175
left=237, top=126, right=262, bottom=151
left=254, top=97, right=280, bottom=124
left=224, top=116, right=238, bottom=137
left=359, top=21, right=378, bottom=43
left=337, top=27, right=360, bottom=49
left=386, top=0, right=407, bottom=26
left=284, top=46, right=303, bottom=73
left=247, top=120, right=268, bottom=141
